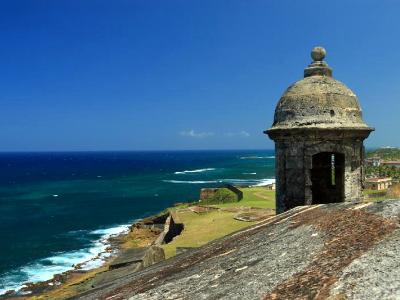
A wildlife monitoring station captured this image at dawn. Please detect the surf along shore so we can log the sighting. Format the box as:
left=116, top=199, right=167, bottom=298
left=4, top=185, right=276, bottom=299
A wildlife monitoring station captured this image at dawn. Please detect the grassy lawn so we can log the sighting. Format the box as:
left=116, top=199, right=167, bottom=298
left=162, top=187, right=276, bottom=258
left=161, top=210, right=257, bottom=258
left=214, top=187, right=275, bottom=209
left=363, top=189, right=385, bottom=195
left=363, top=189, right=388, bottom=201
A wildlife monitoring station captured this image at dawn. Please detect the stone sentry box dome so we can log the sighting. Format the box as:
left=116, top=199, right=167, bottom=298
left=265, top=47, right=374, bottom=214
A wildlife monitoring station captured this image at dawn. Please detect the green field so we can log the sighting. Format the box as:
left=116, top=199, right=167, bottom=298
left=162, top=187, right=276, bottom=258
left=161, top=210, right=256, bottom=258
left=214, top=187, right=275, bottom=209
left=363, top=189, right=388, bottom=201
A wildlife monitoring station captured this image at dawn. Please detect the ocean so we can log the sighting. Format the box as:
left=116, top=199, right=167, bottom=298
left=0, top=150, right=275, bottom=295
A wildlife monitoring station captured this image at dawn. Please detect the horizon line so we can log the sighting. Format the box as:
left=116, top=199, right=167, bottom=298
left=0, top=148, right=277, bottom=153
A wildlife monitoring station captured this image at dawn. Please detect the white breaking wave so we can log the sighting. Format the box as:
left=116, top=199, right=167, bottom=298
left=0, top=224, right=131, bottom=296
left=240, top=156, right=275, bottom=159
left=90, top=224, right=130, bottom=236
left=163, top=180, right=218, bottom=184
left=163, top=178, right=275, bottom=186
left=250, top=178, right=276, bottom=187
left=218, top=178, right=274, bottom=186
left=243, top=172, right=257, bottom=175
left=174, top=168, right=216, bottom=175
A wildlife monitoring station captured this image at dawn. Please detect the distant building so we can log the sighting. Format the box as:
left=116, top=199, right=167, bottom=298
left=365, top=177, right=392, bottom=190
left=264, top=183, right=276, bottom=190
left=265, top=47, right=373, bottom=213
left=365, top=157, right=382, bottom=167
left=381, top=161, right=400, bottom=168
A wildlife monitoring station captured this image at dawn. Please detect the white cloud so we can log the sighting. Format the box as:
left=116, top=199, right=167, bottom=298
left=225, top=130, right=250, bottom=137
left=180, top=130, right=214, bottom=138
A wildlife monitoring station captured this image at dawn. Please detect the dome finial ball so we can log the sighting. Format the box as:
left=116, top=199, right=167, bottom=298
left=311, top=46, right=326, bottom=62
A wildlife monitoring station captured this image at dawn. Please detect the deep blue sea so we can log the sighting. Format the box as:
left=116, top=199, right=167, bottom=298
left=0, top=150, right=275, bottom=295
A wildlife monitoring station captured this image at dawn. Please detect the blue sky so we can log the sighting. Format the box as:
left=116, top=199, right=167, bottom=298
left=1, top=0, right=399, bottom=151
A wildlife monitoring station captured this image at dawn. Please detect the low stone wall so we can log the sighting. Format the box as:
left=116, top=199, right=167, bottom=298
left=200, top=188, right=219, bottom=201
left=108, top=246, right=165, bottom=273
left=200, top=184, right=243, bottom=202
left=132, top=213, right=169, bottom=231
left=153, top=213, right=184, bottom=246
left=225, top=184, right=243, bottom=200
left=108, top=212, right=183, bottom=273
left=141, top=246, right=165, bottom=268
left=108, top=213, right=183, bottom=272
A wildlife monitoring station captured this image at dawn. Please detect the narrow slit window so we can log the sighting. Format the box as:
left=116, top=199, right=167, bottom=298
left=331, top=154, right=336, bottom=186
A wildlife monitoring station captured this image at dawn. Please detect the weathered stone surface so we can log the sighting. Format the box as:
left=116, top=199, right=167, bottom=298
left=132, top=213, right=169, bottom=231
left=69, top=200, right=400, bottom=300
left=271, top=76, right=366, bottom=130
left=329, top=229, right=400, bottom=299
left=141, top=246, right=165, bottom=268
left=175, top=246, right=197, bottom=256
left=188, top=205, right=219, bottom=214
left=153, top=214, right=184, bottom=245
left=108, top=246, right=165, bottom=271
left=233, top=209, right=274, bottom=222
left=266, top=47, right=374, bottom=213
left=71, top=246, right=165, bottom=293
left=109, top=248, right=148, bottom=270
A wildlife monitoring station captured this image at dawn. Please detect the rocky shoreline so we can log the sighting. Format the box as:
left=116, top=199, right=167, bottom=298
left=2, top=185, right=276, bottom=299
left=2, top=212, right=172, bottom=298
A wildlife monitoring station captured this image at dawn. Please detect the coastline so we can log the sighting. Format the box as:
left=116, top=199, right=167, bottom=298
left=2, top=183, right=276, bottom=299
left=3, top=213, right=165, bottom=298
left=0, top=150, right=276, bottom=297
left=2, top=222, right=131, bottom=297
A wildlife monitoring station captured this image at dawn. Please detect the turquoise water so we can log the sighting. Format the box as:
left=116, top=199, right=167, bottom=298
left=0, top=150, right=275, bottom=295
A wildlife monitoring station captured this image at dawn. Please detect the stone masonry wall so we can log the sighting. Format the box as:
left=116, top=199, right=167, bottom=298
left=274, top=133, right=365, bottom=213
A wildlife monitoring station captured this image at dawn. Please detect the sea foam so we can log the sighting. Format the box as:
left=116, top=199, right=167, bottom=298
left=174, top=168, right=216, bottom=175
left=0, top=223, right=131, bottom=296
left=163, top=178, right=275, bottom=186
left=218, top=178, right=275, bottom=186
left=251, top=178, right=276, bottom=187
left=240, top=156, right=275, bottom=159
left=163, top=180, right=218, bottom=184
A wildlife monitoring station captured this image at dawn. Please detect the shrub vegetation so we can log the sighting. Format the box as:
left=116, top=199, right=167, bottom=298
left=201, top=188, right=237, bottom=204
